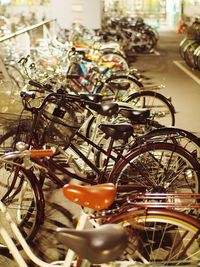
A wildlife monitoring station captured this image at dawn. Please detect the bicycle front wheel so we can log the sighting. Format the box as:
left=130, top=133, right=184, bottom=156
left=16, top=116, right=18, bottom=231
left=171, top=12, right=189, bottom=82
left=0, top=164, right=44, bottom=251
left=108, top=208, right=200, bottom=265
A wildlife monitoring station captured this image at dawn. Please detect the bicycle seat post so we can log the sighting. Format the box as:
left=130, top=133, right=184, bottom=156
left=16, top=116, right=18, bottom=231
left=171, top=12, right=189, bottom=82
left=63, top=208, right=92, bottom=267
left=62, top=183, right=116, bottom=267
left=99, top=138, right=115, bottom=183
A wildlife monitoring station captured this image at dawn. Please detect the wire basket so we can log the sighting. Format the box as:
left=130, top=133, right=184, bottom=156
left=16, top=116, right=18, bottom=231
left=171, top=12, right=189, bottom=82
left=0, top=112, right=31, bottom=134
left=41, top=97, right=85, bottom=147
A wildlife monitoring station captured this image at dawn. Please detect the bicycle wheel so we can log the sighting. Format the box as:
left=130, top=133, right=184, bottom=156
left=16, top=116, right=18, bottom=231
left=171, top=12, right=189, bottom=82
left=97, top=74, right=143, bottom=101
left=109, top=142, right=200, bottom=196
left=98, top=52, right=129, bottom=72
left=143, top=127, right=200, bottom=162
left=179, top=38, right=192, bottom=59
left=184, top=41, right=199, bottom=69
left=0, top=164, right=44, bottom=251
left=108, top=208, right=200, bottom=265
left=126, top=90, right=176, bottom=126
left=194, top=45, right=200, bottom=70
left=198, top=48, right=200, bottom=70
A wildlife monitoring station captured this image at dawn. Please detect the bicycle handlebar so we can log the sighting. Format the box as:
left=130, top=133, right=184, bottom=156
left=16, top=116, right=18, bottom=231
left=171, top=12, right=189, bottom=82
left=20, top=88, right=114, bottom=114
left=2, top=148, right=54, bottom=160
left=20, top=88, right=83, bottom=112
left=28, top=80, right=53, bottom=92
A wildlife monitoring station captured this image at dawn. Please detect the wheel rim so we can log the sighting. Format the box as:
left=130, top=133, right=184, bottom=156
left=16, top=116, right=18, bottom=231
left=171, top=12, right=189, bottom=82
left=113, top=143, right=200, bottom=199
left=0, top=166, right=40, bottom=248
left=120, top=213, right=200, bottom=265
left=127, top=94, right=175, bottom=126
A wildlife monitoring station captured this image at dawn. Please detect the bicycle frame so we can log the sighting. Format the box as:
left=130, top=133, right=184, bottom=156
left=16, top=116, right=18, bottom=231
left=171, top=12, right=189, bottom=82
left=1, top=145, right=200, bottom=267
left=16, top=94, right=132, bottom=186
left=0, top=199, right=102, bottom=267
left=0, top=176, right=124, bottom=267
left=27, top=128, right=127, bottom=186
left=1, top=190, right=200, bottom=267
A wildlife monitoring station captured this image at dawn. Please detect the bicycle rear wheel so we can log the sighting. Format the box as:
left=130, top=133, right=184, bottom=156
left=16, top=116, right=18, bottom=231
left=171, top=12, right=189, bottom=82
left=143, top=127, right=200, bottom=162
left=108, top=208, right=200, bottom=265
left=110, top=142, right=200, bottom=199
left=126, top=90, right=176, bottom=126
left=97, top=74, right=142, bottom=101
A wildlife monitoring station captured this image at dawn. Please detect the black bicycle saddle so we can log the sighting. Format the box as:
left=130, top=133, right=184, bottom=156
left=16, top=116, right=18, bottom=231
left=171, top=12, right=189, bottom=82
left=56, top=224, right=128, bottom=264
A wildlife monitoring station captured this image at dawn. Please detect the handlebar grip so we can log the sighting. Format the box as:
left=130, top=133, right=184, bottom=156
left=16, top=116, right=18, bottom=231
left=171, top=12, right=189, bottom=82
left=29, top=149, right=54, bottom=158
left=28, top=80, right=43, bottom=88
left=29, top=80, right=53, bottom=91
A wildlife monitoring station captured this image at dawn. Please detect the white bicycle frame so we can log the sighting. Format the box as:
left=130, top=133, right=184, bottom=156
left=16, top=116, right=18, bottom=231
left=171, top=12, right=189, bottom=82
left=0, top=199, right=99, bottom=267
left=0, top=197, right=136, bottom=267
left=0, top=145, right=133, bottom=267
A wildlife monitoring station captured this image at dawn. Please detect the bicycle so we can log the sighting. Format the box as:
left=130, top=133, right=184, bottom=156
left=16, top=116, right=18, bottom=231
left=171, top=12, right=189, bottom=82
left=0, top=89, right=200, bottom=258
left=0, top=89, right=199, bottom=195
left=0, top=144, right=53, bottom=252
left=64, top=48, right=176, bottom=126
left=19, top=46, right=175, bottom=128
left=0, top=176, right=128, bottom=266
left=0, top=160, right=200, bottom=267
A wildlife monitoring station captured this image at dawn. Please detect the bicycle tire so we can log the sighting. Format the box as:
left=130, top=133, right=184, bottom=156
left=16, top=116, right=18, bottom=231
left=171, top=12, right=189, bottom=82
left=143, top=127, right=200, bottom=161
left=97, top=74, right=143, bottom=100
left=179, top=38, right=192, bottom=59
left=107, top=208, right=200, bottom=265
left=126, top=90, right=176, bottom=126
left=0, top=165, right=44, bottom=251
left=98, top=51, right=129, bottom=72
left=109, top=142, right=200, bottom=196
left=193, top=45, right=200, bottom=70
left=184, top=41, right=199, bottom=69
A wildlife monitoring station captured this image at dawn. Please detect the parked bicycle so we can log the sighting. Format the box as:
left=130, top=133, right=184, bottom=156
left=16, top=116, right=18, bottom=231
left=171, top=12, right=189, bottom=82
left=179, top=17, right=200, bottom=70
left=0, top=86, right=200, bottom=255
left=0, top=145, right=200, bottom=266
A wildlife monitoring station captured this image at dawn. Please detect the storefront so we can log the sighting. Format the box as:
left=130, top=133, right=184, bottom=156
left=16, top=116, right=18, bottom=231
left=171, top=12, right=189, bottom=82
left=103, top=0, right=200, bottom=29
left=0, top=0, right=200, bottom=31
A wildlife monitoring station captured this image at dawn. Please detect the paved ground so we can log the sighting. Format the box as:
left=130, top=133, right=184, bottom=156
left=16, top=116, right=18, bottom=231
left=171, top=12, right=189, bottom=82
left=129, top=29, right=200, bottom=136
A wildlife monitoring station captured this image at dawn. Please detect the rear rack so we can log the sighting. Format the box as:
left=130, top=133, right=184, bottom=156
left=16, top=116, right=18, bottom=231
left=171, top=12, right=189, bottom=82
left=127, top=193, right=200, bottom=208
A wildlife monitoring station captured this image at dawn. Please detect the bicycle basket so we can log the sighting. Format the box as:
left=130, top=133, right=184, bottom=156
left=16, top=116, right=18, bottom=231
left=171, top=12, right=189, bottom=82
left=41, top=97, right=85, bottom=147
